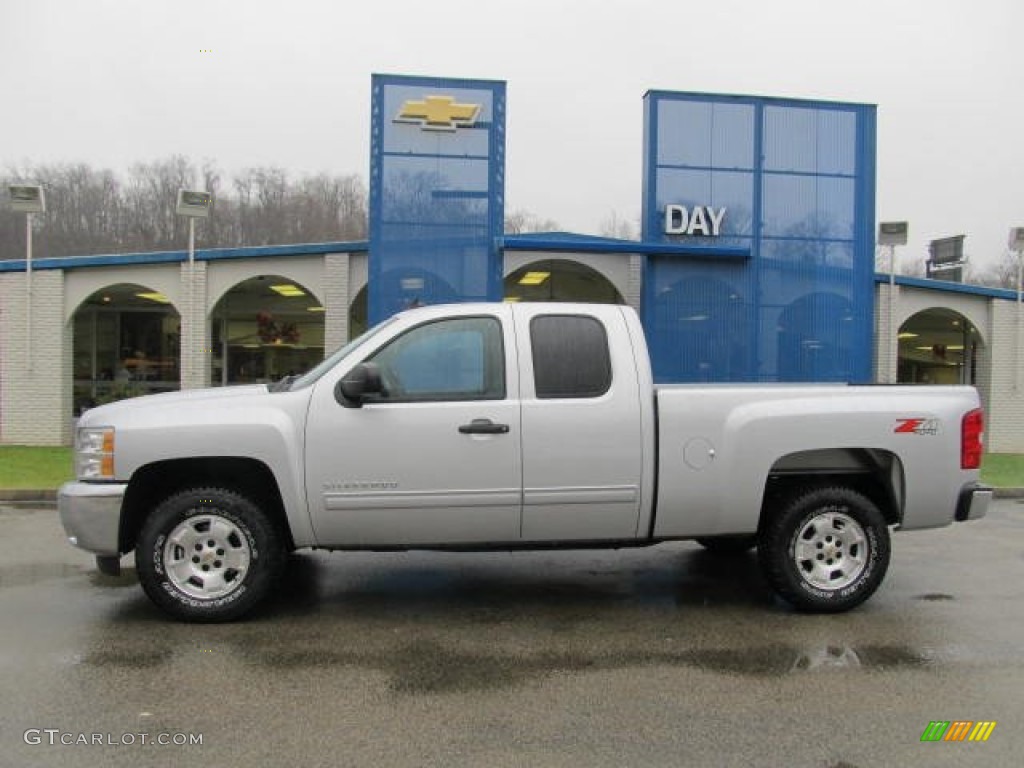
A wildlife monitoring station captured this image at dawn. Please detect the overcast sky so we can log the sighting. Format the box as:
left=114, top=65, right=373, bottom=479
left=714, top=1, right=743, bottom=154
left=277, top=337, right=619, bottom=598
left=1, top=0, right=1021, bottom=270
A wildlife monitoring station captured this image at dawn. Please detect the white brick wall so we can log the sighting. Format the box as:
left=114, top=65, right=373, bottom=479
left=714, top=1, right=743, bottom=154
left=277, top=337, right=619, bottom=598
left=179, top=262, right=210, bottom=389
left=323, top=252, right=351, bottom=349
left=984, top=299, right=1024, bottom=452
left=0, top=271, right=72, bottom=445
left=873, top=283, right=898, bottom=383
left=625, top=254, right=643, bottom=312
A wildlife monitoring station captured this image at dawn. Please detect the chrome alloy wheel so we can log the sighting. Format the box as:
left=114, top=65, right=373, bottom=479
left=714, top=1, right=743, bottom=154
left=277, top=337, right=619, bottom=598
left=163, top=514, right=251, bottom=600
left=792, top=510, right=868, bottom=591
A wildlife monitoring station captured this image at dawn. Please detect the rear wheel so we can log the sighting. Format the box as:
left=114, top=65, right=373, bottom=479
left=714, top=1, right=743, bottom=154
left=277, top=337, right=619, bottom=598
left=136, top=487, right=285, bottom=622
left=759, top=486, right=890, bottom=613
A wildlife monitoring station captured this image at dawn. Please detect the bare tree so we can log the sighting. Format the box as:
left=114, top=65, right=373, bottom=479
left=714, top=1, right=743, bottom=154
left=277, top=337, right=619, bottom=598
left=1, top=157, right=370, bottom=259
left=293, top=172, right=367, bottom=241
left=599, top=210, right=638, bottom=240
left=504, top=209, right=558, bottom=234
left=123, top=155, right=197, bottom=250
left=966, top=251, right=1020, bottom=289
left=899, top=255, right=927, bottom=278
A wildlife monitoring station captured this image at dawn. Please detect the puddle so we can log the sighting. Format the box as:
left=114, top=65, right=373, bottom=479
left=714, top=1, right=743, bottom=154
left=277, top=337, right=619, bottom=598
left=678, top=644, right=933, bottom=676
left=228, top=640, right=936, bottom=694
left=56, top=622, right=938, bottom=693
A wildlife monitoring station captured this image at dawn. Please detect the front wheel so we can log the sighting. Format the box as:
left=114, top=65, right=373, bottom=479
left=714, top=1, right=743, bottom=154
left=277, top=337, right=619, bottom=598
left=136, top=487, right=286, bottom=622
left=758, top=486, right=890, bottom=613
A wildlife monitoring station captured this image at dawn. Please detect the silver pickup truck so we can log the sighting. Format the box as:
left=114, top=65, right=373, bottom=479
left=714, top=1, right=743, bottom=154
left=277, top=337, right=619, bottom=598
left=59, top=302, right=991, bottom=621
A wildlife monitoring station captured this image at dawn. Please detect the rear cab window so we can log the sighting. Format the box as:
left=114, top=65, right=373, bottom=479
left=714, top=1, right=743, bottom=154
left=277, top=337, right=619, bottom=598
left=530, top=315, right=612, bottom=399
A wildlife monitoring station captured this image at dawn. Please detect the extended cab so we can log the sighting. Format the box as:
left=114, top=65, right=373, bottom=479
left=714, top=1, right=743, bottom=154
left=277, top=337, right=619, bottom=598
left=59, top=302, right=991, bottom=621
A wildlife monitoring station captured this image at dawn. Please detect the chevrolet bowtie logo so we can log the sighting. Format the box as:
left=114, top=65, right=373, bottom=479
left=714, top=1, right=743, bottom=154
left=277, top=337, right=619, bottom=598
left=394, top=95, right=481, bottom=131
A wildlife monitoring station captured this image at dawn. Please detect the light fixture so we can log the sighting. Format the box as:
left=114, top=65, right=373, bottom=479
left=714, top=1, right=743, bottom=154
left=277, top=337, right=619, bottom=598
left=518, top=271, right=550, bottom=286
left=897, top=332, right=918, bottom=340
left=307, top=306, right=326, bottom=313
left=9, top=184, right=45, bottom=214
left=877, top=221, right=908, bottom=246
left=503, top=296, right=522, bottom=303
left=270, top=284, right=306, bottom=297
left=175, top=189, right=212, bottom=218
left=136, top=292, right=171, bottom=304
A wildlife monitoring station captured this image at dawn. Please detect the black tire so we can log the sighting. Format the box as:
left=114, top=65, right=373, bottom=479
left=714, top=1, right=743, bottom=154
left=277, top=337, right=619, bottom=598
left=758, top=486, right=890, bottom=613
left=695, top=535, right=757, bottom=555
left=135, top=487, right=286, bottom=622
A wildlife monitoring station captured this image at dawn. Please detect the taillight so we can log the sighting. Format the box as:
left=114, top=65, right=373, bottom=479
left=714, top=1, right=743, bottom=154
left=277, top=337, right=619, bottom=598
left=961, top=408, right=984, bottom=469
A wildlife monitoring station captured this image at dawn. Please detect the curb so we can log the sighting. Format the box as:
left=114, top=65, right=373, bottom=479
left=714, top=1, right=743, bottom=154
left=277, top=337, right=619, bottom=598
left=0, top=489, right=57, bottom=503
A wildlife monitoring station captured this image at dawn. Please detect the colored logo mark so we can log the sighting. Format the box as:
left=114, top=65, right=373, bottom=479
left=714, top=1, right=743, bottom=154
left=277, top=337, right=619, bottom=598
left=894, top=418, right=939, bottom=435
left=394, top=95, right=481, bottom=131
left=920, top=721, right=996, bottom=742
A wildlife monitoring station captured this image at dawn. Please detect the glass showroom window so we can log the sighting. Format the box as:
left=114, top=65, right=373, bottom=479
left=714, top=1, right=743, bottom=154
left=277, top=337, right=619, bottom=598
left=211, top=276, right=326, bottom=386
left=73, top=285, right=181, bottom=414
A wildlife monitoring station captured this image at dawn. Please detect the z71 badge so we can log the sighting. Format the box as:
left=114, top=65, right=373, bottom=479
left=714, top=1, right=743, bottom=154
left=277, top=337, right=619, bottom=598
left=894, top=418, right=940, bottom=435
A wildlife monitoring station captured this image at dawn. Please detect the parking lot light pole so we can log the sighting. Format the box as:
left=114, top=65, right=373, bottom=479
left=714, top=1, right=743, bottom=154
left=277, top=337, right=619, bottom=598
left=175, top=190, right=213, bottom=387
left=176, top=189, right=212, bottom=263
left=8, top=184, right=46, bottom=371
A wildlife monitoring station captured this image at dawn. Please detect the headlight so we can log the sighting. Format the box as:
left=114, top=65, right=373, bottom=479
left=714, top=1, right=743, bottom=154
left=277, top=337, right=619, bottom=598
left=76, top=427, right=115, bottom=480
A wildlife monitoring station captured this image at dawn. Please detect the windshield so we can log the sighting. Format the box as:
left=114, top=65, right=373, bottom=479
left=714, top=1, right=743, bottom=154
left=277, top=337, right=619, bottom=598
left=286, top=316, right=398, bottom=390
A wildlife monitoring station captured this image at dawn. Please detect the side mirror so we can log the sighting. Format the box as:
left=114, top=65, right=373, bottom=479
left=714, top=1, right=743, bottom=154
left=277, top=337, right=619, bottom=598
left=336, top=362, right=383, bottom=407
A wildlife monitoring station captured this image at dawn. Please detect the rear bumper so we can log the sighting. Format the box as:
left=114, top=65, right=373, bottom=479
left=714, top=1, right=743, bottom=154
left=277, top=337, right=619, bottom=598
left=58, top=481, right=127, bottom=556
left=955, top=483, right=992, bottom=522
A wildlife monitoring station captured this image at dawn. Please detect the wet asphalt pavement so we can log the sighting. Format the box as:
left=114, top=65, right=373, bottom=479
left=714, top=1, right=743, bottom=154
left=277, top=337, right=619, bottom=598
left=0, top=500, right=1022, bottom=768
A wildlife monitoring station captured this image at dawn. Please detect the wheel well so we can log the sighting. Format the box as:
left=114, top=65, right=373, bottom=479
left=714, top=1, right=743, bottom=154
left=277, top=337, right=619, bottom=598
left=120, top=457, right=294, bottom=554
left=760, top=448, right=904, bottom=531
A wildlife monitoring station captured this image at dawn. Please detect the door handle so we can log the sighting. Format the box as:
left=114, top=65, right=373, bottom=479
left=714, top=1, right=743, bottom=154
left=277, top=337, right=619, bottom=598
left=458, top=418, right=510, bottom=435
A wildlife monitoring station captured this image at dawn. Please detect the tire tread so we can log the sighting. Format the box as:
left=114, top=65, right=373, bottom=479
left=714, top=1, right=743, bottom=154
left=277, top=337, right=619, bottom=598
left=758, top=485, right=890, bottom=613
left=135, top=486, right=286, bottom=622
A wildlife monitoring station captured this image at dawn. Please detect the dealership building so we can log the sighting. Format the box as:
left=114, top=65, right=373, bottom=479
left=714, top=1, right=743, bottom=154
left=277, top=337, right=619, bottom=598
left=2, top=75, right=1022, bottom=450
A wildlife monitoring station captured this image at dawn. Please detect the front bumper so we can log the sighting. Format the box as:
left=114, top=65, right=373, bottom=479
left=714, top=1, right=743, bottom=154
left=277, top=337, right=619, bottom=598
left=955, top=483, right=993, bottom=522
left=58, top=481, right=127, bottom=556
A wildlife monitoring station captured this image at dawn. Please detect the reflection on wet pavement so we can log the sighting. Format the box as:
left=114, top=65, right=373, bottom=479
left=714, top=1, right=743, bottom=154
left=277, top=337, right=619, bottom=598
left=62, top=635, right=937, bottom=694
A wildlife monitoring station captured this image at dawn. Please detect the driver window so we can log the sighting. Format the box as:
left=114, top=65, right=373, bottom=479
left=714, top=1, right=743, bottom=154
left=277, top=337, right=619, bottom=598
left=366, top=316, right=505, bottom=402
